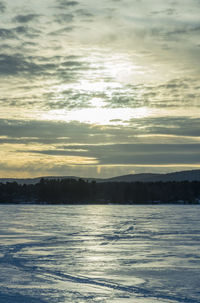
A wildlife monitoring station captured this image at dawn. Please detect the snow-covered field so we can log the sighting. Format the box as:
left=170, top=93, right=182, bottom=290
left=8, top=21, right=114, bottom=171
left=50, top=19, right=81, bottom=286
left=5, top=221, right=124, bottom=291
left=0, top=205, right=200, bottom=303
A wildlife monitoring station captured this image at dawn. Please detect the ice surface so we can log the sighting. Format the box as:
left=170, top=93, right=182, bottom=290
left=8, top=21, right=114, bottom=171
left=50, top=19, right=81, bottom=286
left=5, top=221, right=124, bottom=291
left=0, top=205, right=200, bottom=303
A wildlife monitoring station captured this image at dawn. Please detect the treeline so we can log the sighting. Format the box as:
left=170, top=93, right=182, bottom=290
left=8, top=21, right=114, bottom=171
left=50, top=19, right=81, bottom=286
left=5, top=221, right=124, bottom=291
left=0, top=178, right=200, bottom=204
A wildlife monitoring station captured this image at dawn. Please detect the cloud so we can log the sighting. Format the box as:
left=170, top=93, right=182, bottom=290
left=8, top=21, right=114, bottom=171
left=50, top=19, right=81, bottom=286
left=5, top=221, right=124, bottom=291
left=92, top=144, right=200, bottom=165
left=0, top=53, right=89, bottom=80
left=0, top=54, right=55, bottom=76
left=165, top=25, right=200, bottom=37
left=151, top=8, right=176, bottom=16
left=0, top=116, right=199, bottom=145
left=0, top=25, right=41, bottom=41
left=0, top=28, right=15, bottom=39
left=0, top=54, right=33, bottom=75
left=54, top=13, right=74, bottom=24
left=75, top=9, right=94, bottom=18
left=0, top=117, right=199, bottom=176
left=0, top=0, right=200, bottom=177
left=0, top=119, right=102, bottom=142
left=0, top=1, right=6, bottom=13
left=13, top=14, right=40, bottom=23
left=56, top=0, right=79, bottom=8
left=48, top=26, right=74, bottom=36
left=10, top=76, right=196, bottom=112
left=99, top=78, right=200, bottom=109
left=128, top=116, right=200, bottom=138
left=14, top=142, right=200, bottom=166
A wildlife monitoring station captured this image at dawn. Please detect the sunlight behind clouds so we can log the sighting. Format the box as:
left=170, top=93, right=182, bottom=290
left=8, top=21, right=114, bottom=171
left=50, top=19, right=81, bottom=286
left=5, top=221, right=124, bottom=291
left=41, top=107, right=150, bottom=125
left=0, top=0, right=200, bottom=177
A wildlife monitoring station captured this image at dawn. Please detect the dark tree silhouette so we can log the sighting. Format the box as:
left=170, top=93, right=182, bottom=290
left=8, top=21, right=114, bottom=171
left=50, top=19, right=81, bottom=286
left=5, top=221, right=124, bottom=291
left=0, top=179, right=200, bottom=204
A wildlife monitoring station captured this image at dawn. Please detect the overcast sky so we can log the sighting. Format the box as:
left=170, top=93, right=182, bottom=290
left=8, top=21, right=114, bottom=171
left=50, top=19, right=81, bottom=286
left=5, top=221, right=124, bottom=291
left=0, top=0, right=200, bottom=178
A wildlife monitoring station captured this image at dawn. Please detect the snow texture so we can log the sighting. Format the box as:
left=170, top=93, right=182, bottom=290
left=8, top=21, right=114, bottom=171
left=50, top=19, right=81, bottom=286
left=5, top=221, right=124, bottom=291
left=0, top=205, right=200, bottom=303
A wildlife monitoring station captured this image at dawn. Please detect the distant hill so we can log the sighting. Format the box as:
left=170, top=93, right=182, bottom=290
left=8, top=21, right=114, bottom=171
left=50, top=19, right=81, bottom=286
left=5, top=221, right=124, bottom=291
left=0, top=169, right=200, bottom=185
left=104, top=170, right=200, bottom=182
left=104, top=173, right=162, bottom=182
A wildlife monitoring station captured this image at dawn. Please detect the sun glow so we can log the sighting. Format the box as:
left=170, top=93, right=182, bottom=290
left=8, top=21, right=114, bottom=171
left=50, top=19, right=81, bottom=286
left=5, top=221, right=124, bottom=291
left=42, top=107, right=150, bottom=125
left=90, top=97, right=108, bottom=108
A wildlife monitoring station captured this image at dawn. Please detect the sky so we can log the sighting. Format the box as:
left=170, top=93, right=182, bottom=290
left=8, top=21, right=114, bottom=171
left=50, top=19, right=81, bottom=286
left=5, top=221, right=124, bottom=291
left=0, top=0, right=200, bottom=178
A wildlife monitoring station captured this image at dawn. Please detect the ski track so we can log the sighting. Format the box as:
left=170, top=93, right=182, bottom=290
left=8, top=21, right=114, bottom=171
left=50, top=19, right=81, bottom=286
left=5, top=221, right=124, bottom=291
left=0, top=239, right=197, bottom=303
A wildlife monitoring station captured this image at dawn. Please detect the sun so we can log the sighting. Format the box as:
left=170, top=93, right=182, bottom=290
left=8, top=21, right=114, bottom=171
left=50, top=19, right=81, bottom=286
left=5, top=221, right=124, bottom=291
left=39, top=50, right=153, bottom=125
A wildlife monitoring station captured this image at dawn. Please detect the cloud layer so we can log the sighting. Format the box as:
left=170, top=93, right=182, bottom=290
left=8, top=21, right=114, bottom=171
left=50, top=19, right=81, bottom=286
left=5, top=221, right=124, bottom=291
left=0, top=0, right=200, bottom=177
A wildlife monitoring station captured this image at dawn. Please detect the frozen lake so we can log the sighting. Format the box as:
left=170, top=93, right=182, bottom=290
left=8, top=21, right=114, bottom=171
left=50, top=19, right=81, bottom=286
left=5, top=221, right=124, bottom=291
left=0, top=205, right=200, bottom=303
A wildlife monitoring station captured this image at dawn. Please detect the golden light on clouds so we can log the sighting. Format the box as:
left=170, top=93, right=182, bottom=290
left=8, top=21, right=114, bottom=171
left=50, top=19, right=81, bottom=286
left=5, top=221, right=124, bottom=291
left=41, top=107, right=150, bottom=125
left=0, top=0, right=200, bottom=177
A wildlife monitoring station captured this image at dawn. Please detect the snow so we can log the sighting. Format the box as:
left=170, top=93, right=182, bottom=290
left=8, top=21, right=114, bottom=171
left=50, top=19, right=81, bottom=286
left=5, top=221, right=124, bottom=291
left=0, top=205, right=200, bottom=303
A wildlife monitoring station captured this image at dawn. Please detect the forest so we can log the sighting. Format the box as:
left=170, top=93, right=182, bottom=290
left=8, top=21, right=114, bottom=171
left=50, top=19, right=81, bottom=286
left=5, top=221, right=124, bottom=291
left=0, top=178, right=200, bottom=204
